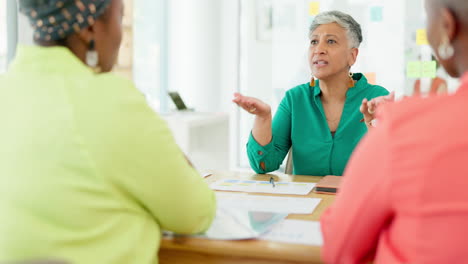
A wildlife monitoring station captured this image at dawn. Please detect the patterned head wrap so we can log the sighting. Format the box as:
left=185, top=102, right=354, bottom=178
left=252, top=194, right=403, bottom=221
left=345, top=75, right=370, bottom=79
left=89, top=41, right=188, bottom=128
left=19, top=0, right=112, bottom=41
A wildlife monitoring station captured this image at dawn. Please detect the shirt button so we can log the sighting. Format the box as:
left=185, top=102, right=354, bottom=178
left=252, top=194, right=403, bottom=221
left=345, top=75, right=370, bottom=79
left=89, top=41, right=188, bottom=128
left=258, top=151, right=263, bottom=155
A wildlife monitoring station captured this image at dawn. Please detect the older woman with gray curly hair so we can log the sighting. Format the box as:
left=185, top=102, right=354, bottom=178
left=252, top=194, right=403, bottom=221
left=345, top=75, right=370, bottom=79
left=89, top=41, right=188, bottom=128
left=233, top=11, right=389, bottom=176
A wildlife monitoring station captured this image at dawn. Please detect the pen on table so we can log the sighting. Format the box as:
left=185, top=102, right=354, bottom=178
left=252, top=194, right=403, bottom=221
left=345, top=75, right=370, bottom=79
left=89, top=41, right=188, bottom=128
left=269, top=176, right=276, bottom=188
left=202, top=173, right=212, bottom=178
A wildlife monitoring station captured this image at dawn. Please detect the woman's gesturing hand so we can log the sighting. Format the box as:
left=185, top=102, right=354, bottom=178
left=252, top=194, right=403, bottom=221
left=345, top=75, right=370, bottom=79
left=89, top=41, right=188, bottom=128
left=360, top=92, right=395, bottom=128
left=233, top=93, right=272, bottom=118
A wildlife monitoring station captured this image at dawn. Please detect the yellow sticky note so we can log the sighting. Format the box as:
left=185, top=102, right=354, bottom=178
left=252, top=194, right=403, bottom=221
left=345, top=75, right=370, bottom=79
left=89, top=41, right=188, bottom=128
left=416, top=29, right=429, bottom=45
left=364, top=72, right=377, bottom=85
left=309, top=2, right=320, bottom=16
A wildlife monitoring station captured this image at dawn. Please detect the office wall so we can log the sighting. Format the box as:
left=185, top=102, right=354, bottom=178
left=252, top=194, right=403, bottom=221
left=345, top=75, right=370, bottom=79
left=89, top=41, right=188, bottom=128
left=219, top=0, right=241, bottom=169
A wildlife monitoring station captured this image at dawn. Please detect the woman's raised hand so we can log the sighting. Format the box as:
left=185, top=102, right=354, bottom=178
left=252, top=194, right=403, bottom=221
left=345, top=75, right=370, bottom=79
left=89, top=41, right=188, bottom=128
left=360, top=92, right=395, bottom=128
left=233, top=93, right=272, bottom=118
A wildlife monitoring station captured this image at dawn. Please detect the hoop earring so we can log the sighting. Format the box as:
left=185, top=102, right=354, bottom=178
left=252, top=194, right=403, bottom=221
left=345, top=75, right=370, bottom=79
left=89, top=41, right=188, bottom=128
left=348, top=72, right=355, bottom=88
left=86, top=39, right=99, bottom=69
left=437, top=35, right=454, bottom=60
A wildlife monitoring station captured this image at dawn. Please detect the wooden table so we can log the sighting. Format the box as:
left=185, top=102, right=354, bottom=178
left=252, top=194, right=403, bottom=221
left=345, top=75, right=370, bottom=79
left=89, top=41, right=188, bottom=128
left=159, top=171, right=336, bottom=264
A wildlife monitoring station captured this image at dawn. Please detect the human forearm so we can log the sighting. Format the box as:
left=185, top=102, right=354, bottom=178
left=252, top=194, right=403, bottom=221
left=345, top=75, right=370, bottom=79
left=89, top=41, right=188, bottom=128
left=252, top=113, right=273, bottom=146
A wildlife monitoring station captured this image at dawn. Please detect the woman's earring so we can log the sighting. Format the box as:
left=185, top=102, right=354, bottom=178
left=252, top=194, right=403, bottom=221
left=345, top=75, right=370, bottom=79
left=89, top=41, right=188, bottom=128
left=310, top=75, right=316, bottom=86
left=348, top=72, right=355, bottom=88
left=86, top=40, right=99, bottom=68
left=438, top=35, right=454, bottom=60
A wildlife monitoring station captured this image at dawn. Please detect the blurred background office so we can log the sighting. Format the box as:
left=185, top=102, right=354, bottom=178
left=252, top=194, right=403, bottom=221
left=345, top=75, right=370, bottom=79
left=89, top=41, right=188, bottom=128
left=0, top=0, right=460, bottom=172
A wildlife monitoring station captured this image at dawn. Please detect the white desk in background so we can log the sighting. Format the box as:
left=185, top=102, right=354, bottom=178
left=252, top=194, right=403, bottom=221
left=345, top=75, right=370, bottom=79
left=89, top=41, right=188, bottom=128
left=162, top=112, right=230, bottom=170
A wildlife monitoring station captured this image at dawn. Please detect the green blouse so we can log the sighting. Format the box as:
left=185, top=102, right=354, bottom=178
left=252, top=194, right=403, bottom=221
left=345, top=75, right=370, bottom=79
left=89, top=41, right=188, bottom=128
left=0, top=46, right=216, bottom=264
left=247, top=73, right=389, bottom=176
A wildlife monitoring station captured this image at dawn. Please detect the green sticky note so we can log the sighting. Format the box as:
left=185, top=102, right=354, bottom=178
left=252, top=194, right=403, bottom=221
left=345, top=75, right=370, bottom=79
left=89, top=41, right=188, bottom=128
left=421, top=61, right=437, bottom=78
left=370, top=6, right=383, bottom=22
left=407, top=61, right=422, bottom=78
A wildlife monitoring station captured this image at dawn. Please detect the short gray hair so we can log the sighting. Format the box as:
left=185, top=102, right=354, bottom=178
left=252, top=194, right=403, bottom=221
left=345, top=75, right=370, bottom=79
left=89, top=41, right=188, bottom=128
left=309, top=11, right=363, bottom=48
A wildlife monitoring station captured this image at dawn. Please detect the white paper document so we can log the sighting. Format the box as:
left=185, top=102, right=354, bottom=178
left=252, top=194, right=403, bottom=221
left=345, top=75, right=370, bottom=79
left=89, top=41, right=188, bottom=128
left=210, top=179, right=316, bottom=195
left=201, top=208, right=287, bottom=240
left=261, top=220, right=323, bottom=246
left=216, top=193, right=322, bottom=214
left=164, top=208, right=287, bottom=240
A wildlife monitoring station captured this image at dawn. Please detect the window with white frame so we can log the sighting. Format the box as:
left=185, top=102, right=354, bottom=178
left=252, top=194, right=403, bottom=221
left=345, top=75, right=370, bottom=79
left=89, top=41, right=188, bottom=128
left=132, top=0, right=167, bottom=112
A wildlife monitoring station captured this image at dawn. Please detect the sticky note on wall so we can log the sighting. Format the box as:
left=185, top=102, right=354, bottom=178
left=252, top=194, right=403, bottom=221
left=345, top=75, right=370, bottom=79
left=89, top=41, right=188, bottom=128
left=309, top=2, right=320, bottom=16
left=416, top=29, right=429, bottom=45
left=370, top=6, right=383, bottom=22
left=421, top=61, right=437, bottom=78
left=407, top=61, right=422, bottom=78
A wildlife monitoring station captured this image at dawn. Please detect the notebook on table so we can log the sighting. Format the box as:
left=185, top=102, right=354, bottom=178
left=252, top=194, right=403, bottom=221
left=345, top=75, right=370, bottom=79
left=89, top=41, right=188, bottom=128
left=314, top=176, right=342, bottom=194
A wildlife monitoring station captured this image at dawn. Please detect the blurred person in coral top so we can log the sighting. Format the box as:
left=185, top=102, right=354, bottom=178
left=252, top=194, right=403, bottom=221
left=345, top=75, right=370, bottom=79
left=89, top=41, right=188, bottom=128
left=321, top=0, right=468, bottom=263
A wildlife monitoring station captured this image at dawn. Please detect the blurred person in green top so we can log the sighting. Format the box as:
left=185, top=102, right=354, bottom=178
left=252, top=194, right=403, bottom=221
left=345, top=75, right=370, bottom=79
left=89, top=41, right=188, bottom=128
left=0, top=0, right=216, bottom=263
left=233, top=11, right=389, bottom=176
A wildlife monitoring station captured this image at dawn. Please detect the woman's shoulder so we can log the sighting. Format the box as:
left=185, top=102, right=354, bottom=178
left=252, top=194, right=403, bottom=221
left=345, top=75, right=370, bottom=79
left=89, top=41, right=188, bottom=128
left=286, top=82, right=314, bottom=97
left=280, top=82, right=315, bottom=106
left=367, top=84, right=389, bottom=98
left=379, top=93, right=457, bottom=136
left=353, top=73, right=388, bottom=95
left=358, top=78, right=389, bottom=98
left=93, top=72, right=136, bottom=90
left=89, top=72, right=144, bottom=100
left=79, top=72, right=152, bottom=121
left=79, top=72, right=164, bottom=138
